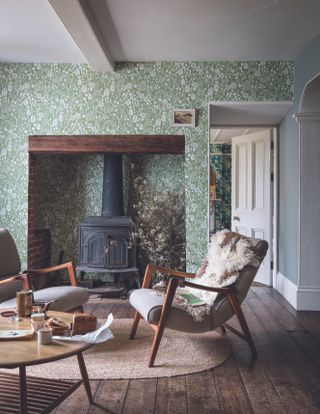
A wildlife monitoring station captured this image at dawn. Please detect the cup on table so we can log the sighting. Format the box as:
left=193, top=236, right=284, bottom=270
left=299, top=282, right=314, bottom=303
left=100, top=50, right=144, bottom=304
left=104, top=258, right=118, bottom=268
left=38, top=327, right=52, bottom=345
left=31, top=312, right=45, bottom=332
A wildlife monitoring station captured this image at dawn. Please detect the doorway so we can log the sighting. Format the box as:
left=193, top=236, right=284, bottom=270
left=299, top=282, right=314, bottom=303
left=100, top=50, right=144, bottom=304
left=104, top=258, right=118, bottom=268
left=209, top=127, right=274, bottom=285
left=208, top=101, right=292, bottom=286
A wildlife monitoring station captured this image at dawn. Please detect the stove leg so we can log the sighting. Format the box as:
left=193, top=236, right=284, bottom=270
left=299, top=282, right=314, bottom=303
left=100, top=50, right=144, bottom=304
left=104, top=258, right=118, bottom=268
left=134, top=271, right=141, bottom=288
left=116, top=273, right=121, bottom=289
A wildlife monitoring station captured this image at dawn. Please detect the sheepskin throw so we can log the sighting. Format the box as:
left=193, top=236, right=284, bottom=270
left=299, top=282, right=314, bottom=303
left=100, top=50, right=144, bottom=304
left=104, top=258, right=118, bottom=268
left=172, top=230, right=260, bottom=321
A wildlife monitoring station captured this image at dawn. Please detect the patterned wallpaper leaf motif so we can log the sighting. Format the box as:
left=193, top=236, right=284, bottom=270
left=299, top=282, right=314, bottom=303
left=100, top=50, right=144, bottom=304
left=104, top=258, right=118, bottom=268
left=0, top=62, right=293, bottom=271
left=210, top=144, right=232, bottom=231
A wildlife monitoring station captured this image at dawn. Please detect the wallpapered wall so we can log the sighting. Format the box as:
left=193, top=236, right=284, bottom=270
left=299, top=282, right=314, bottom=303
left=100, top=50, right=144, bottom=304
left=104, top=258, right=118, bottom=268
left=210, top=144, right=232, bottom=231
left=0, top=62, right=293, bottom=270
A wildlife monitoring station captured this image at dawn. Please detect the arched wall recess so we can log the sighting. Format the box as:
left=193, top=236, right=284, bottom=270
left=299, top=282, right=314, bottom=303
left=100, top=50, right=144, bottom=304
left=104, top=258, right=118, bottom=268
left=299, top=73, right=320, bottom=113
left=294, top=73, right=320, bottom=310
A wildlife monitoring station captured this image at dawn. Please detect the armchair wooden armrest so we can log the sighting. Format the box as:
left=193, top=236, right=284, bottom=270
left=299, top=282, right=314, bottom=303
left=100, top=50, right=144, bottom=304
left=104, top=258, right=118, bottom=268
left=24, top=262, right=77, bottom=287
left=0, top=274, right=29, bottom=289
left=141, top=263, right=196, bottom=289
left=182, top=280, right=233, bottom=294
left=154, top=265, right=196, bottom=279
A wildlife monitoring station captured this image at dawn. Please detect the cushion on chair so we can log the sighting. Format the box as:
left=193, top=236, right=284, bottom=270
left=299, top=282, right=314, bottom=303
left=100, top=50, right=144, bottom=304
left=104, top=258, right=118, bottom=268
left=0, top=228, right=21, bottom=277
left=0, top=286, right=89, bottom=311
left=130, top=288, right=212, bottom=333
left=210, top=238, right=269, bottom=329
left=0, top=228, right=24, bottom=304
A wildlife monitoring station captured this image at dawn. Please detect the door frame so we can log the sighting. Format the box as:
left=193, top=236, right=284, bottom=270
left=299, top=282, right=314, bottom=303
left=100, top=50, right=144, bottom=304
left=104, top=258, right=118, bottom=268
left=207, top=101, right=289, bottom=287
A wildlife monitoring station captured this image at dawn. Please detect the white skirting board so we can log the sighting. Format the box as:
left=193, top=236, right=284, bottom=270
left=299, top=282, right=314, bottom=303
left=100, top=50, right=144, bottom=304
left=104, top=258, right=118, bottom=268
left=275, top=272, right=298, bottom=309
left=276, top=272, right=320, bottom=311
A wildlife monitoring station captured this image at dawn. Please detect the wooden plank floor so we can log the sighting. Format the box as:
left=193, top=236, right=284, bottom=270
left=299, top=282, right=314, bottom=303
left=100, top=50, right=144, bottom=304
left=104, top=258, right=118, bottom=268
left=52, top=286, right=320, bottom=414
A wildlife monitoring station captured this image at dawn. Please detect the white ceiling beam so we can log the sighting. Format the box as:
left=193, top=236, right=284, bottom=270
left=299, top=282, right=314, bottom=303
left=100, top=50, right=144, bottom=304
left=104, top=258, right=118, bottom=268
left=48, top=0, right=114, bottom=72
left=214, top=129, right=223, bottom=141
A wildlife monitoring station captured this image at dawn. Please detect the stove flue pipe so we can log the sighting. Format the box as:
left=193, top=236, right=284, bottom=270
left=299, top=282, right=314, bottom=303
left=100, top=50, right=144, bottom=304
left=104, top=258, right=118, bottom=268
left=101, top=154, right=124, bottom=217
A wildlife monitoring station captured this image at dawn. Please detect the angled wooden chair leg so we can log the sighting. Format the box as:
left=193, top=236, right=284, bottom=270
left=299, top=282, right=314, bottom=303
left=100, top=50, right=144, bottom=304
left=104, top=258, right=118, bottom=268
left=148, top=277, right=178, bottom=367
left=130, top=311, right=141, bottom=339
left=149, top=322, right=166, bottom=368
left=228, top=291, right=257, bottom=356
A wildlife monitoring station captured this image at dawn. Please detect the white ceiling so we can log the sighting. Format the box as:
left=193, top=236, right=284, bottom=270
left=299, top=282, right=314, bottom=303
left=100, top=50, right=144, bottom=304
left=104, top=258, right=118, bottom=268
left=0, top=0, right=86, bottom=64
left=209, top=101, right=292, bottom=126
left=105, top=0, right=320, bottom=61
left=210, top=127, right=263, bottom=144
left=1, top=0, right=320, bottom=66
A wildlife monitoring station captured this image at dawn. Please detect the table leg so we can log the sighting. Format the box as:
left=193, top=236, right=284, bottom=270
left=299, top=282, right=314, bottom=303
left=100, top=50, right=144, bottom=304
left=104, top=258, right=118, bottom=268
left=19, top=366, right=28, bottom=414
left=77, top=352, right=93, bottom=403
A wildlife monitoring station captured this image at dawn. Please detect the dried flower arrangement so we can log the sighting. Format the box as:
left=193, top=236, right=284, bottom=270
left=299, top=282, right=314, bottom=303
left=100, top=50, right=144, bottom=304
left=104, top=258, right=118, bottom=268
left=131, top=173, right=186, bottom=280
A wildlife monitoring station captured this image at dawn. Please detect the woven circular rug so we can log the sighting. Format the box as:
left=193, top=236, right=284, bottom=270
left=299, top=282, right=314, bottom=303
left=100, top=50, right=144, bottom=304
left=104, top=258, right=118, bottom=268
left=15, top=318, right=231, bottom=380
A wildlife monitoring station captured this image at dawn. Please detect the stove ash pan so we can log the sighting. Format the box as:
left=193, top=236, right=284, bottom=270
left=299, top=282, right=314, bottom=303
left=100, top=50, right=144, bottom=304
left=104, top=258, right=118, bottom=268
left=77, top=216, right=138, bottom=273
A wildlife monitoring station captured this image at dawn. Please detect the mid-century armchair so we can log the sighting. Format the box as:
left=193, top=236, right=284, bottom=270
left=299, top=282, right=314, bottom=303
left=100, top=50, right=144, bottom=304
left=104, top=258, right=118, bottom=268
left=129, top=236, right=268, bottom=367
left=0, top=228, right=89, bottom=311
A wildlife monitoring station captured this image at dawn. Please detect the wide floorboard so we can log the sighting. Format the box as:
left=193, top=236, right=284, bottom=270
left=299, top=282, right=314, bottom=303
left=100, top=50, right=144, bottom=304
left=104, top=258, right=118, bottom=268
left=52, top=286, right=320, bottom=414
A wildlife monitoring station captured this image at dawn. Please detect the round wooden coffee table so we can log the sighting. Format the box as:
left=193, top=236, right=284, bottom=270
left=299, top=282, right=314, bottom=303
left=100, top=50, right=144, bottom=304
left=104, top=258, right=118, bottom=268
left=0, top=311, right=94, bottom=414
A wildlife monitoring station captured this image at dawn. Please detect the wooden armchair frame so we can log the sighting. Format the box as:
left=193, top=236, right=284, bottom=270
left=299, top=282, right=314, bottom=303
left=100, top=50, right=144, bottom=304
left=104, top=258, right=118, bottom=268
left=0, top=274, right=29, bottom=290
left=130, top=263, right=257, bottom=367
left=0, top=262, right=84, bottom=312
left=23, top=262, right=78, bottom=288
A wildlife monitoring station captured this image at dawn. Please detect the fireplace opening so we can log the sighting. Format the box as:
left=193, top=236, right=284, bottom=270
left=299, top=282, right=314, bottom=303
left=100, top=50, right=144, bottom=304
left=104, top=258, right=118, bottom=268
left=28, top=134, right=185, bottom=294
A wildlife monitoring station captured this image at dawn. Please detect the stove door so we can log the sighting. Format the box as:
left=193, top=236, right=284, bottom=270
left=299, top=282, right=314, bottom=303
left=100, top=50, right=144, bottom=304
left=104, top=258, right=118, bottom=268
left=79, top=229, right=105, bottom=268
left=105, top=235, right=129, bottom=269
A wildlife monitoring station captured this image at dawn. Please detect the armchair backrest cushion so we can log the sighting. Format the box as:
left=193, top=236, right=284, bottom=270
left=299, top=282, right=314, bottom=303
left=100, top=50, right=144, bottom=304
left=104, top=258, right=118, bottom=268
left=232, top=238, right=268, bottom=305
left=0, top=228, right=21, bottom=277
left=0, top=279, right=24, bottom=304
left=210, top=237, right=268, bottom=329
left=0, top=228, right=23, bottom=303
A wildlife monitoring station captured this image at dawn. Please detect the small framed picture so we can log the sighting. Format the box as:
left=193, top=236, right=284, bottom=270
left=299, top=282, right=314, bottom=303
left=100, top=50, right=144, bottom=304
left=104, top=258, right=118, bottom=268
left=172, top=109, right=196, bottom=127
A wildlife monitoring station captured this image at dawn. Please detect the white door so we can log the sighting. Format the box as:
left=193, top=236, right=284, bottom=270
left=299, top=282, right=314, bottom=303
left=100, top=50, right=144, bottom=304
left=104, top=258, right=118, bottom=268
left=231, top=129, right=272, bottom=285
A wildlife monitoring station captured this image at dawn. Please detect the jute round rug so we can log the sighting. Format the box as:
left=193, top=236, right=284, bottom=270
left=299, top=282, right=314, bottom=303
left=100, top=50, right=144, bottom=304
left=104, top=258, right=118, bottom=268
left=15, top=318, right=231, bottom=380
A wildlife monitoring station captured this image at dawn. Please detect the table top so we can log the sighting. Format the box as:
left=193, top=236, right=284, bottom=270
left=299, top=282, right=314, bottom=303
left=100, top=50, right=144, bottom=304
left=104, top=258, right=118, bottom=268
left=0, top=311, right=92, bottom=368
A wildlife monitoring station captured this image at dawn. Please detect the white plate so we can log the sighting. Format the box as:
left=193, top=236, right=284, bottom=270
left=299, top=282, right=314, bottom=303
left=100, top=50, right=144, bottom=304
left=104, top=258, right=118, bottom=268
left=0, top=330, right=34, bottom=340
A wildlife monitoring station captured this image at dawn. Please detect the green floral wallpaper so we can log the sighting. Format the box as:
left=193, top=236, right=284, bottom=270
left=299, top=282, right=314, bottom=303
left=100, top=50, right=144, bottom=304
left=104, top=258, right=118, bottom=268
left=210, top=144, right=232, bottom=231
left=0, top=61, right=293, bottom=271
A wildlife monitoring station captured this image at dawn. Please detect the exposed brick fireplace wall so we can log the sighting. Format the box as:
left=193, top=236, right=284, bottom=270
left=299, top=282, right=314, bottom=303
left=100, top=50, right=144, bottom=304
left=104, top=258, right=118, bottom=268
left=28, top=154, right=51, bottom=269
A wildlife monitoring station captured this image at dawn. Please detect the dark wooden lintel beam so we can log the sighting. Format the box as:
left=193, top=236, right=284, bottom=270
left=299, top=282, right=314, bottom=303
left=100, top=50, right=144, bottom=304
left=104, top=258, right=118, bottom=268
left=28, top=135, right=185, bottom=154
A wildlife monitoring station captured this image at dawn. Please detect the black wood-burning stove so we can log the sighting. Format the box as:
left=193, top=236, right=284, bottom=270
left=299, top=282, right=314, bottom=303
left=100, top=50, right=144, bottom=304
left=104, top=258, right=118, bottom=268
left=76, top=154, right=139, bottom=287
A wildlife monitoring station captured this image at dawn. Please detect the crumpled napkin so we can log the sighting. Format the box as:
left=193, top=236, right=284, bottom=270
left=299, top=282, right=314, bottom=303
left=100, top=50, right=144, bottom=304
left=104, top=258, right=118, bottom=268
left=53, top=313, right=114, bottom=344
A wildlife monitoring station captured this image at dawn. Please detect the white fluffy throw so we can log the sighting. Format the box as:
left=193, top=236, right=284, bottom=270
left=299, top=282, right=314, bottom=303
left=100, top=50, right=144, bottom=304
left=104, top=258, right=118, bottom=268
left=173, top=230, right=259, bottom=321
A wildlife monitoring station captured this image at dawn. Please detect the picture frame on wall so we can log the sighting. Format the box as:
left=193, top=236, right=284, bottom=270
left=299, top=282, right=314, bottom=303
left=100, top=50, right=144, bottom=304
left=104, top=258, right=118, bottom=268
left=172, top=109, right=196, bottom=127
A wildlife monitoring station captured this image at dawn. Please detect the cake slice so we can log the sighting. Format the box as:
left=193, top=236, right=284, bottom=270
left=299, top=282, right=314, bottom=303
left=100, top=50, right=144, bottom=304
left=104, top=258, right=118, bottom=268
left=72, top=313, right=97, bottom=335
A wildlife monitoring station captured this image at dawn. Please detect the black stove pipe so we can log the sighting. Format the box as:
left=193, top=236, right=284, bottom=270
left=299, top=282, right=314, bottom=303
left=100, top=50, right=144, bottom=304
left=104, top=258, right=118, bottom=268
left=101, top=154, right=124, bottom=217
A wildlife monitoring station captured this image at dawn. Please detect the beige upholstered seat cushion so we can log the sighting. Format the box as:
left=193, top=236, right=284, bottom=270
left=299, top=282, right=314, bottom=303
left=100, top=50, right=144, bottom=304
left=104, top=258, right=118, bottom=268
left=130, top=288, right=212, bottom=333
left=0, top=286, right=89, bottom=312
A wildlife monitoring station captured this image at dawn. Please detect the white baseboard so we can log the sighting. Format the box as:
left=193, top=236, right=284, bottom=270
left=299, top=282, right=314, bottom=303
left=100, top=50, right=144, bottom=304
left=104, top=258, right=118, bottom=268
left=297, top=286, right=320, bottom=311
left=276, top=272, right=320, bottom=310
left=275, top=272, right=297, bottom=309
